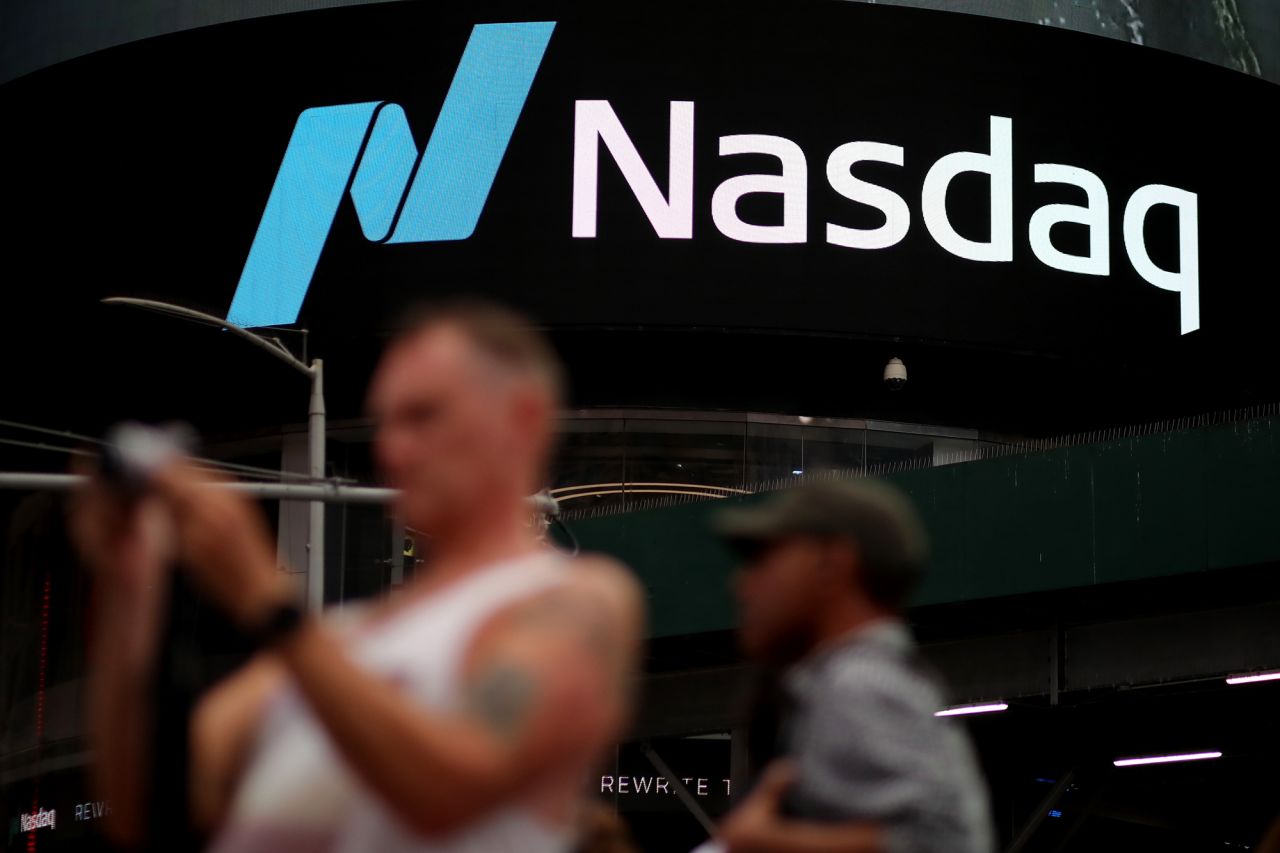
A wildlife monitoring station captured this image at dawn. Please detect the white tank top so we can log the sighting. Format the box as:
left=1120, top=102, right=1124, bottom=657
left=208, top=552, right=575, bottom=853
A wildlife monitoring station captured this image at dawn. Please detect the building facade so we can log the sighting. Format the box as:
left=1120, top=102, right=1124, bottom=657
left=2, top=1, right=1279, bottom=849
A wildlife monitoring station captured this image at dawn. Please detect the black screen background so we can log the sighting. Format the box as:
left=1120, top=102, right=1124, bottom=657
left=0, top=0, right=1276, bottom=435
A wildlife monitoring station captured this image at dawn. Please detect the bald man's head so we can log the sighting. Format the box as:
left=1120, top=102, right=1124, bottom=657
left=369, top=301, right=564, bottom=533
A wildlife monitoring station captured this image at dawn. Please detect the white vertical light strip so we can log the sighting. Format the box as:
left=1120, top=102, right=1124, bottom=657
left=934, top=702, right=1009, bottom=717
left=1113, top=751, right=1222, bottom=767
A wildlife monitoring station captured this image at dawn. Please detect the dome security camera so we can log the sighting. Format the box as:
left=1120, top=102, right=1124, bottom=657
left=883, top=357, right=908, bottom=391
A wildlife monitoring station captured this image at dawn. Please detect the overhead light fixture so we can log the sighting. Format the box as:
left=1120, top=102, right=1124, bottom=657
left=935, top=702, right=1009, bottom=717
left=884, top=357, right=908, bottom=391
left=1113, top=751, right=1222, bottom=767
left=1225, top=670, right=1280, bottom=685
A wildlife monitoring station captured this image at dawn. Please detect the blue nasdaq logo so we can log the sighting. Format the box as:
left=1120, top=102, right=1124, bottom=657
left=227, top=21, right=556, bottom=328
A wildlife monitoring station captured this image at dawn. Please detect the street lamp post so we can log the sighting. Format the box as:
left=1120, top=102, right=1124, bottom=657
left=101, top=297, right=328, bottom=611
left=306, top=358, right=325, bottom=611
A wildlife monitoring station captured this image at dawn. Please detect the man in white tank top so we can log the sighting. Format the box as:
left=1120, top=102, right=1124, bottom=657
left=73, top=302, right=645, bottom=852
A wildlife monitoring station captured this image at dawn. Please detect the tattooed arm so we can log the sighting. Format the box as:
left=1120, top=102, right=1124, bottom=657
left=267, top=555, right=643, bottom=837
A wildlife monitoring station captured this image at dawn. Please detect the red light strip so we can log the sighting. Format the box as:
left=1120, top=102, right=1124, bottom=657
left=29, top=573, right=50, bottom=853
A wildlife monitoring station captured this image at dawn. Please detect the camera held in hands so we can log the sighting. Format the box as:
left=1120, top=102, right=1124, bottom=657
left=98, top=422, right=195, bottom=499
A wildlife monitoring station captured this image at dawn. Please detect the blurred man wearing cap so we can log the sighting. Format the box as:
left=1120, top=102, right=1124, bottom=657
left=707, top=479, right=993, bottom=853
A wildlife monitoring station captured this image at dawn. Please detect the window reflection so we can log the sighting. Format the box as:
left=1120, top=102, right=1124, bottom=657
left=546, top=412, right=1002, bottom=516
left=551, top=418, right=627, bottom=512
left=746, top=421, right=865, bottom=484
left=326, top=411, right=1009, bottom=601
left=621, top=419, right=746, bottom=497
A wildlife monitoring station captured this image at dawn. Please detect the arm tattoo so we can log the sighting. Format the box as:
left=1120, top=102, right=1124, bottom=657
left=464, top=662, right=538, bottom=741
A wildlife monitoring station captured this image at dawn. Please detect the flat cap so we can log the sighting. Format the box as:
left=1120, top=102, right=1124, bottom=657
left=713, top=478, right=929, bottom=575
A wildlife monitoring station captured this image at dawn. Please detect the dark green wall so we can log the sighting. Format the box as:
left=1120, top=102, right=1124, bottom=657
left=565, top=417, right=1280, bottom=637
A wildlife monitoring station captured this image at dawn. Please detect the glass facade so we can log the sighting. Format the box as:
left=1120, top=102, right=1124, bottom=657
left=550, top=411, right=1008, bottom=516
left=307, top=410, right=1012, bottom=601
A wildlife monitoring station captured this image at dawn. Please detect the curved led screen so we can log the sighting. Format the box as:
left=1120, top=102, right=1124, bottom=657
left=2, top=0, right=1277, bottom=362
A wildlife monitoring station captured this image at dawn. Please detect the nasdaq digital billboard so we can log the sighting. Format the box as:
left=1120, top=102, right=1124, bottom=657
left=2, top=0, right=1277, bottom=360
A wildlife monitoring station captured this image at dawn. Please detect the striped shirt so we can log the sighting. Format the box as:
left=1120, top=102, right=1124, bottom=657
left=781, top=620, right=994, bottom=853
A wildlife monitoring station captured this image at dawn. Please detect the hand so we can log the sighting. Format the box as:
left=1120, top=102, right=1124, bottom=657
left=152, top=461, right=294, bottom=627
left=69, top=464, right=174, bottom=595
left=719, top=761, right=797, bottom=853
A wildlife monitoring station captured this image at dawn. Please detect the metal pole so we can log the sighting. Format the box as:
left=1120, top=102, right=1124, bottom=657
left=639, top=740, right=718, bottom=838
left=307, top=359, right=326, bottom=612
left=0, top=472, right=396, bottom=504
left=0, top=473, right=555, bottom=513
left=1005, top=769, right=1075, bottom=853
left=101, top=297, right=328, bottom=608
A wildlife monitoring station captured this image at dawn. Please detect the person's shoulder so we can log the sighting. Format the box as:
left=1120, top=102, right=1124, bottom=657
left=543, top=552, right=646, bottom=645
left=820, top=643, right=942, bottom=714
left=563, top=552, right=644, bottom=607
